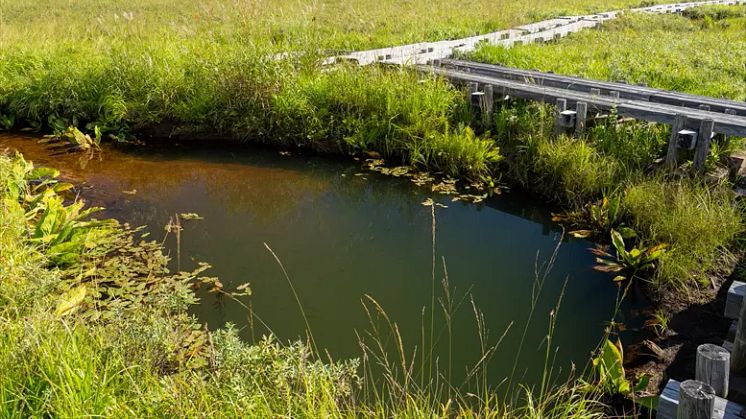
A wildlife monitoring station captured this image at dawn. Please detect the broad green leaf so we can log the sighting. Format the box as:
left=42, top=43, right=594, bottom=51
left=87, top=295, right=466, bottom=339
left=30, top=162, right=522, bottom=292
left=55, top=285, right=87, bottom=317
left=27, top=167, right=59, bottom=180
left=610, top=229, right=626, bottom=254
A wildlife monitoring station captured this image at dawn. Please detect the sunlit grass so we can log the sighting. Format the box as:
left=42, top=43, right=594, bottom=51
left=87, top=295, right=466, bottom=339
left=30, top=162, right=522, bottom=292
left=469, top=11, right=746, bottom=100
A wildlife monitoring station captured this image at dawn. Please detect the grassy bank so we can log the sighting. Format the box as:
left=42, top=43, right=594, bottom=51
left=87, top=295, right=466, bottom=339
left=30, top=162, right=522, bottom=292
left=0, top=0, right=689, bottom=182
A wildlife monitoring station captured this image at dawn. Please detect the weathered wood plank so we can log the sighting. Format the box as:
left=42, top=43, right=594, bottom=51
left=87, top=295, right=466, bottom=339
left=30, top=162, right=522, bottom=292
left=694, top=119, right=716, bottom=171
left=666, top=115, right=687, bottom=167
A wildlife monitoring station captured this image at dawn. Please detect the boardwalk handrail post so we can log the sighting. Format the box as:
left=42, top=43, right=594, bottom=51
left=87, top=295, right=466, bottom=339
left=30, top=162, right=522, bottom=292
left=665, top=114, right=687, bottom=168
left=695, top=343, right=730, bottom=397
left=677, top=380, right=715, bottom=419
left=693, top=118, right=715, bottom=171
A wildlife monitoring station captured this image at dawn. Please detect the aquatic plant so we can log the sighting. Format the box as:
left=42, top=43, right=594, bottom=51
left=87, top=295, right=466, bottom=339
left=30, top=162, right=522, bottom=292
left=591, top=229, right=667, bottom=283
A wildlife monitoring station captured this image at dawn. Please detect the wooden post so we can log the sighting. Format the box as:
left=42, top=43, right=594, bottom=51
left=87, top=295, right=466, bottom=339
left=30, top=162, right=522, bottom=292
left=483, top=84, right=494, bottom=116
left=731, top=285, right=746, bottom=372
left=575, top=101, right=588, bottom=136
left=696, top=344, right=730, bottom=397
left=609, top=91, right=620, bottom=99
left=554, top=98, right=567, bottom=136
left=698, top=104, right=711, bottom=112
left=678, top=380, right=715, bottom=419
left=471, top=91, right=485, bottom=110
left=693, top=119, right=714, bottom=171
left=590, top=88, right=601, bottom=96
left=666, top=114, right=687, bottom=168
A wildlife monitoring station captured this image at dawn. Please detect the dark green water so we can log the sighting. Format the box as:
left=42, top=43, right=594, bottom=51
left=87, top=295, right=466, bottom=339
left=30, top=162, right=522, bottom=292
left=2, top=134, right=629, bottom=388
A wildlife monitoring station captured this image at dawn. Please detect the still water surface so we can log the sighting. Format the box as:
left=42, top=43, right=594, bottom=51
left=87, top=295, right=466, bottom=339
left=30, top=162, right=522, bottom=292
left=1, top=134, right=626, bottom=387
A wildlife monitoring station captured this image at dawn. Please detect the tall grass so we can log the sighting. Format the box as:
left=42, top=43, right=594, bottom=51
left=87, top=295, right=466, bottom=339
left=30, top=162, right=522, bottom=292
left=624, top=178, right=743, bottom=291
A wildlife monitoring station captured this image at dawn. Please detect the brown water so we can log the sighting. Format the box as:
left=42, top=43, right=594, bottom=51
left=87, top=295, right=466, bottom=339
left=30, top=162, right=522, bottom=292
left=1, top=133, right=631, bottom=388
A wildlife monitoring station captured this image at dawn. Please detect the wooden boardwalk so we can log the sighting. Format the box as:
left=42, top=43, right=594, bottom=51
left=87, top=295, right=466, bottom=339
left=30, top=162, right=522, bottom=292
left=423, top=63, right=746, bottom=138
left=329, top=0, right=746, bottom=66
left=437, top=59, right=746, bottom=118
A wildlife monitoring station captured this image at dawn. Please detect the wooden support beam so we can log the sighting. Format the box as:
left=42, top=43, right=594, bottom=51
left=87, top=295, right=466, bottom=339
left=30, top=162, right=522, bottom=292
left=678, top=380, right=715, bottom=419
left=483, top=84, right=494, bottom=116
left=590, top=88, right=601, bottom=96
left=575, top=101, right=588, bottom=136
left=696, top=344, right=730, bottom=397
left=666, top=114, right=687, bottom=168
left=699, top=104, right=711, bottom=112
left=693, top=119, right=715, bottom=171
left=554, top=98, right=567, bottom=136
left=609, top=90, right=620, bottom=100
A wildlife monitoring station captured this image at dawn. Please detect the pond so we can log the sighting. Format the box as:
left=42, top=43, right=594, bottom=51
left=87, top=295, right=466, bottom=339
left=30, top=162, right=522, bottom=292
left=1, top=133, right=631, bottom=389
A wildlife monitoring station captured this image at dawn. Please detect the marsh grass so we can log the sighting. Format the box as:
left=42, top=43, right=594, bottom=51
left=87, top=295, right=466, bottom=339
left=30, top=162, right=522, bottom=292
left=624, top=178, right=743, bottom=290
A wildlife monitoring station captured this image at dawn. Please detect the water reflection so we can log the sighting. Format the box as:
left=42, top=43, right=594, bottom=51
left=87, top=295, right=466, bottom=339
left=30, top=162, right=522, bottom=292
left=1, top=134, right=622, bottom=388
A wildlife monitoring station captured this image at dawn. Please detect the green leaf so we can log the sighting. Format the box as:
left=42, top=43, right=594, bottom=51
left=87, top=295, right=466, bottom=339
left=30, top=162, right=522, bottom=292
left=55, top=285, right=87, bottom=317
left=27, top=167, right=59, bottom=180
left=617, top=227, right=637, bottom=239
left=633, top=374, right=650, bottom=392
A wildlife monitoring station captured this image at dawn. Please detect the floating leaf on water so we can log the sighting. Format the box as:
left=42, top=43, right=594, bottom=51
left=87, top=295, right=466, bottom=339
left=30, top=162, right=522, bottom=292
left=279, top=151, right=291, bottom=156
left=55, top=285, right=87, bottom=317
left=122, top=189, right=137, bottom=195
left=365, top=151, right=382, bottom=159
left=180, top=213, right=204, bottom=221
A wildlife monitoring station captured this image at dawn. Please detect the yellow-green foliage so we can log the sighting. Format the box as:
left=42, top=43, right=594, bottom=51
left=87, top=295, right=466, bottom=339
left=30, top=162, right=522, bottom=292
left=1, top=0, right=666, bottom=51
left=624, top=179, right=743, bottom=289
left=535, top=137, right=619, bottom=205
left=469, top=10, right=746, bottom=100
